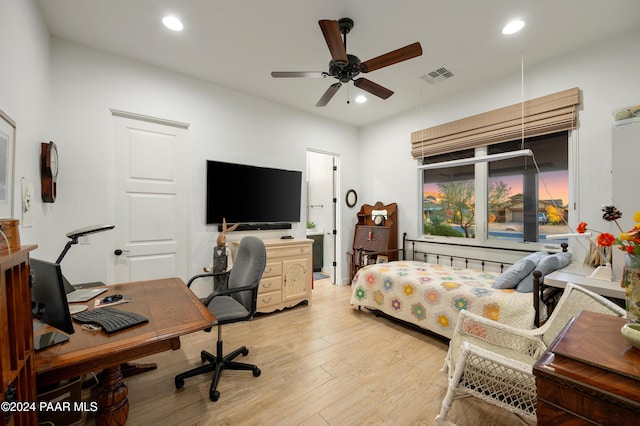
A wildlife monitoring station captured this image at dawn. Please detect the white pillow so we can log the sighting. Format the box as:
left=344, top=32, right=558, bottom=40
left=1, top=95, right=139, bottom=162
left=516, top=252, right=572, bottom=293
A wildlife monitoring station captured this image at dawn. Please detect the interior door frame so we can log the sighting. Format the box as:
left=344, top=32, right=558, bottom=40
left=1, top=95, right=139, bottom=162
left=306, top=148, right=340, bottom=284
left=107, top=109, right=190, bottom=284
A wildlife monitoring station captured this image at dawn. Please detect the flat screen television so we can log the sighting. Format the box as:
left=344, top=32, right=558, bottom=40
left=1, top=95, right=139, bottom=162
left=206, top=160, right=302, bottom=225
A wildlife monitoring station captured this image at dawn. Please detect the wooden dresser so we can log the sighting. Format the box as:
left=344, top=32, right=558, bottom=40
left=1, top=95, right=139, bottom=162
left=235, top=239, right=312, bottom=313
left=1, top=245, right=37, bottom=426
left=533, top=310, right=640, bottom=425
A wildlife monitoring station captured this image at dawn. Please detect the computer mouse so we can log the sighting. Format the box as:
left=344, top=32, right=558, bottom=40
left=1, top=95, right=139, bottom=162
left=102, top=294, right=123, bottom=303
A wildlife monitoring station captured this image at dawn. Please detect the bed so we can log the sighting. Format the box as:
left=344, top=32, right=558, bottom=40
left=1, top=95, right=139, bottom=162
left=349, top=237, right=570, bottom=340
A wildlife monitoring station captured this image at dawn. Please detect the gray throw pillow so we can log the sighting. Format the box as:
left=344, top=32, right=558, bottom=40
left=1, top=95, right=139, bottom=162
left=516, top=252, right=572, bottom=293
left=492, top=258, right=538, bottom=289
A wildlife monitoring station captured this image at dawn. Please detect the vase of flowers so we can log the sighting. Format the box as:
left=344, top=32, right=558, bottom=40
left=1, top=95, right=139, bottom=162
left=601, top=206, right=640, bottom=323
left=622, top=253, right=640, bottom=323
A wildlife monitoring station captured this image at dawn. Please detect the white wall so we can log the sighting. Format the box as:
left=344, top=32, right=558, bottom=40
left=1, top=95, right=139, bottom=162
left=0, top=0, right=50, bottom=246
left=45, top=40, right=360, bottom=285
left=357, top=26, right=640, bottom=263
left=1, top=0, right=360, bottom=286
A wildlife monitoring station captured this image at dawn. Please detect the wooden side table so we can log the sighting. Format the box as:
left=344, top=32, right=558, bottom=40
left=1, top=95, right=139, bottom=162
left=533, top=310, right=640, bottom=425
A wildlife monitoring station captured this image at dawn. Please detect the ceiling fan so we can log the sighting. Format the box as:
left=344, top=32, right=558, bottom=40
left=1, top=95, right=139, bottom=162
left=271, top=18, right=423, bottom=107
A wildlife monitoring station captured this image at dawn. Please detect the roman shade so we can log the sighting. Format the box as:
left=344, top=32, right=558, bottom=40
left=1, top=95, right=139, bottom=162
left=411, top=87, right=581, bottom=159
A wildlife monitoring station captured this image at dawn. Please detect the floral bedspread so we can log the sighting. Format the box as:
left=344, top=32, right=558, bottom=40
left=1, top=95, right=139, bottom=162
left=350, top=261, right=536, bottom=339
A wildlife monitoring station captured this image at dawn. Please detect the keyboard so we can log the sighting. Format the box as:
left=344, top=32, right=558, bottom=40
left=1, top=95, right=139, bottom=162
left=72, top=306, right=148, bottom=333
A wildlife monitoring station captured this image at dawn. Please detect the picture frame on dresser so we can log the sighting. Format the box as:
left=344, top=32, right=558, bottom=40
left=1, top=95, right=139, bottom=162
left=0, top=108, right=16, bottom=218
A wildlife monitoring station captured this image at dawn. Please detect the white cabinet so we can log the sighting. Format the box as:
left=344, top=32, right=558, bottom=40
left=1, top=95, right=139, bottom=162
left=234, top=239, right=313, bottom=313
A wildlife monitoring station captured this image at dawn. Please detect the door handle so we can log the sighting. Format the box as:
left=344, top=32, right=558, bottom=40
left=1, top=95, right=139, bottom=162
left=114, top=249, right=130, bottom=256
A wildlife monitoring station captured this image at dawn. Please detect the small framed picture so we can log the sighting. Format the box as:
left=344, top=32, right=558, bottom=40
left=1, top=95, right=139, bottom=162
left=376, top=255, right=388, bottom=264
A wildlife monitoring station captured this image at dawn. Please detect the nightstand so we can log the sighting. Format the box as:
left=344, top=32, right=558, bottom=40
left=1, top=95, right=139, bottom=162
left=533, top=310, right=640, bottom=425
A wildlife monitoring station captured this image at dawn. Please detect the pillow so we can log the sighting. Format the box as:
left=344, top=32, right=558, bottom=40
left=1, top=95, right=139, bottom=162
left=516, top=252, right=572, bottom=293
left=492, top=252, right=550, bottom=289
left=492, top=258, right=538, bottom=289
left=523, top=251, right=552, bottom=265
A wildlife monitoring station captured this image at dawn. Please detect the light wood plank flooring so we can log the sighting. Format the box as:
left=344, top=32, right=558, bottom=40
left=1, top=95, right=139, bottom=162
left=79, top=278, right=523, bottom=425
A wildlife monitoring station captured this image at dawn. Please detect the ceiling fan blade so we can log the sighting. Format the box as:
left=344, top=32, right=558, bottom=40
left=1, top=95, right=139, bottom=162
left=360, top=42, right=423, bottom=73
left=315, top=82, right=342, bottom=107
left=271, top=71, right=326, bottom=78
left=353, top=78, right=394, bottom=99
left=318, top=20, right=348, bottom=66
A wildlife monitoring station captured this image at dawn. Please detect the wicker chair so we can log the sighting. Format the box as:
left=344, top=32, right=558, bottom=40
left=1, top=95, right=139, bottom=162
left=436, top=283, right=626, bottom=425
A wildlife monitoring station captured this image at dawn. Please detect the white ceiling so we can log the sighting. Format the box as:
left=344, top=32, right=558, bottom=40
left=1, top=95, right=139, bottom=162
left=37, top=0, right=640, bottom=128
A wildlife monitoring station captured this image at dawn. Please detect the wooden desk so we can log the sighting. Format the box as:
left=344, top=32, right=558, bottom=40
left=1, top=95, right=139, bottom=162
left=34, top=277, right=216, bottom=425
left=533, top=310, right=640, bottom=425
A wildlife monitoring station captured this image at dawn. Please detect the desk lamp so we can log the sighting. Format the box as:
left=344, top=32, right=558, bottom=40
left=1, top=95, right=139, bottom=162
left=56, top=224, right=115, bottom=264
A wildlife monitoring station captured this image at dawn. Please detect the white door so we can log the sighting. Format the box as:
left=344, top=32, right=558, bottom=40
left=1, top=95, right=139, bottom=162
left=109, top=111, right=188, bottom=284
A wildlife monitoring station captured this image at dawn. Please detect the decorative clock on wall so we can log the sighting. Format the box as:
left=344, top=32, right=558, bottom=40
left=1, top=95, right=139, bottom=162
left=40, top=141, right=58, bottom=202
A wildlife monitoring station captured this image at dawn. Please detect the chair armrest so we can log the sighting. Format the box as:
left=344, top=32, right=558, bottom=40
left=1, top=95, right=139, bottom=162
left=452, top=309, right=545, bottom=356
left=202, top=284, right=257, bottom=306
left=459, top=341, right=535, bottom=376
left=186, top=270, right=230, bottom=288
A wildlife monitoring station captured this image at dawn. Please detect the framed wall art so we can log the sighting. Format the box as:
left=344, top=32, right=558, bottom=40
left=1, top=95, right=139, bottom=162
left=0, top=109, right=16, bottom=219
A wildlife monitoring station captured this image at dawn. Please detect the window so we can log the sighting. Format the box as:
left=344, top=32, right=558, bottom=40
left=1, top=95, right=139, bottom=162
left=422, top=132, right=570, bottom=244
left=423, top=149, right=475, bottom=238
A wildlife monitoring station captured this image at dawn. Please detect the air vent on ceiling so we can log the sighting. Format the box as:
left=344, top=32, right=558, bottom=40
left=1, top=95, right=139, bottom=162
left=420, top=67, right=454, bottom=85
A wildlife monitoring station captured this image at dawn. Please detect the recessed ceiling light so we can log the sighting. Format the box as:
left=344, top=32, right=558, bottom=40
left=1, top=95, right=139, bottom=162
left=163, top=16, right=184, bottom=32
left=355, top=95, right=367, bottom=104
left=502, top=19, right=525, bottom=35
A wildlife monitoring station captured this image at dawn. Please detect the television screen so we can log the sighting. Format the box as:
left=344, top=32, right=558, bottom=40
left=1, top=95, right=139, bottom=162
left=206, top=160, right=302, bottom=224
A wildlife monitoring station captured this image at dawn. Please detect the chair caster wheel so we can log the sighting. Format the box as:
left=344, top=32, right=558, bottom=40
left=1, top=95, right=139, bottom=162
left=253, top=367, right=261, bottom=377
left=210, top=390, right=220, bottom=401
left=242, top=348, right=249, bottom=356
left=175, top=378, right=184, bottom=389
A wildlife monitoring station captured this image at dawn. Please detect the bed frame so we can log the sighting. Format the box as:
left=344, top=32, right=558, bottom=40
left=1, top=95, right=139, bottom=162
left=353, top=233, right=568, bottom=327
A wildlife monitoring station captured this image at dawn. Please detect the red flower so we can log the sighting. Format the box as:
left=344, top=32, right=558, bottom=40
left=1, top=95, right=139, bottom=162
left=576, top=222, right=588, bottom=234
left=597, top=232, right=615, bottom=247
left=626, top=245, right=636, bottom=254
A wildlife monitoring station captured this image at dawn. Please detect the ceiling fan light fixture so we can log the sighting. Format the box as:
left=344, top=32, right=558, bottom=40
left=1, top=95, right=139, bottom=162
left=355, top=95, right=367, bottom=104
left=502, top=19, right=525, bottom=35
left=162, top=16, right=184, bottom=32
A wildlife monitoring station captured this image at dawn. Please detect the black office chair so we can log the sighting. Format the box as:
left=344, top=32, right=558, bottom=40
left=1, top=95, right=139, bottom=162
left=175, top=236, right=266, bottom=401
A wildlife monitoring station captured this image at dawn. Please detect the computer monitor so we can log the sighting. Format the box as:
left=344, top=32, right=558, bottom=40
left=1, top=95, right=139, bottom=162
left=31, top=258, right=75, bottom=335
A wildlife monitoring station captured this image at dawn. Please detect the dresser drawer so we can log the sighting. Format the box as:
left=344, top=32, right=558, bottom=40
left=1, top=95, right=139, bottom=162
left=262, top=261, right=282, bottom=278
left=257, top=290, right=282, bottom=309
left=267, top=244, right=311, bottom=259
left=259, top=276, right=281, bottom=293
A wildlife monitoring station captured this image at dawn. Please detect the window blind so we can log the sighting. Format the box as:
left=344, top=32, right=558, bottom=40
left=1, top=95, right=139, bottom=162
left=411, top=87, right=580, bottom=159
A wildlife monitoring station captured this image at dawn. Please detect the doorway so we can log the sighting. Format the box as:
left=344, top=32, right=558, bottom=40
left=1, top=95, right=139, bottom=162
left=306, top=150, right=339, bottom=284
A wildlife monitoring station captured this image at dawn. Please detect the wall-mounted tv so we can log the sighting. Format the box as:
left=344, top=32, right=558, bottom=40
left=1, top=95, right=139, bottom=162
left=206, top=160, right=302, bottom=225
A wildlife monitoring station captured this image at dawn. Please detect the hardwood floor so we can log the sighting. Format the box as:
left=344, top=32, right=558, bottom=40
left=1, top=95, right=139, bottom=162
left=79, top=279, right=523, bottom=425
